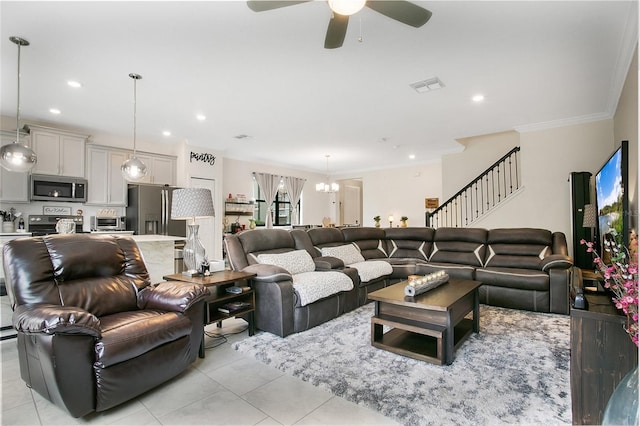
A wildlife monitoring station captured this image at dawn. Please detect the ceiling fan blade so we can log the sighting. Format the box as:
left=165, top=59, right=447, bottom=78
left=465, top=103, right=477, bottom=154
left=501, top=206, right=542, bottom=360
left=324, top=13, right=349, bottom=49
left=365, top=0, right=432, bottom=28
left=247, top=1, right=311, bottom=12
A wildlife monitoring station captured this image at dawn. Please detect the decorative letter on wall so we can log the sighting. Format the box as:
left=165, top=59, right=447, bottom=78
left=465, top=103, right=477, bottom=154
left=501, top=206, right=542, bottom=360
left=190, top=151, right=216, bottom=165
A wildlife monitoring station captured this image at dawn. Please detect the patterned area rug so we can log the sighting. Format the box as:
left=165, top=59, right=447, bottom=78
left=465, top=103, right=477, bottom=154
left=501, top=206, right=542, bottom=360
left=233, top=303, right=571, bottom=425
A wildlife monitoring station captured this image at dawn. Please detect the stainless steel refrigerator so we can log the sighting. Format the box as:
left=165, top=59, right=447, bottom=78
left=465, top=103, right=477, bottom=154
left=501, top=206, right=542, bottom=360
left=126, top=184, right=186, bottom=237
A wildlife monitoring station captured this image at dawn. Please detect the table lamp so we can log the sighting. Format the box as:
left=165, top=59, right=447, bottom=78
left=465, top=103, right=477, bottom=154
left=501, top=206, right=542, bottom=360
left=171, top=188, right=215, bottom=276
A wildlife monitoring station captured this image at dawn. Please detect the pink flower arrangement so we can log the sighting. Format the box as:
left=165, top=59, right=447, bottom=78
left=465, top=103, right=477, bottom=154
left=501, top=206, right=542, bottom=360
left=581, top=231, right=639, bottom=347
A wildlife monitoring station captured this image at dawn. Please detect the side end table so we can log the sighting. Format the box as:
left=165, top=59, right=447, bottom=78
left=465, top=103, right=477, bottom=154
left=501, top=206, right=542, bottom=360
left=163, top=270, right=257, bottom=358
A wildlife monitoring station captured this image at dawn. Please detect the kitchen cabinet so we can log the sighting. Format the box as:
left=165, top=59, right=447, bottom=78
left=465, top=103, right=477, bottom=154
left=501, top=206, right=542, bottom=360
left=131, top=153, right=176, bottom=185
left=26, top=124, right=87, bottom=177
left=0, top=131, right=29, bottom=203
left=85, top=145, right=128, bottom=206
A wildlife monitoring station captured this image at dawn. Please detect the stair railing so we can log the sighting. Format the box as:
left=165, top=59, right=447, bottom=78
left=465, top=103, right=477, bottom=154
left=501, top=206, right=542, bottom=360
left=426, top=146, right=521, bottom=228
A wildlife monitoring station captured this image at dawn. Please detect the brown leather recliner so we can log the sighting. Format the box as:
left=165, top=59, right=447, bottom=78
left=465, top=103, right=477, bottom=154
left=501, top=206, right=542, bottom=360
left=2, top=234, right=210, bottom=418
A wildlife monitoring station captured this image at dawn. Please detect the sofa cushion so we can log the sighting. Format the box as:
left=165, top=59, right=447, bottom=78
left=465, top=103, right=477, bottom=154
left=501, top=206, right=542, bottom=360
left=484, top=244, right=549, bottom=269
left=475, top=267, right=549, bottom=291
left=348, top=261, right=393, bottom=283
left=96, top=310, right=192, bottom=368
left=417, top=262, right=476, bottom=280
left=341, top=227, right=388, bottom=259
left=321, top=244, right=365, bottom=265
left=292, top=271, right=354, bottom=306
left=430, top=227, right=487, bottom=267
left=256, top=250, right=316, bottom=275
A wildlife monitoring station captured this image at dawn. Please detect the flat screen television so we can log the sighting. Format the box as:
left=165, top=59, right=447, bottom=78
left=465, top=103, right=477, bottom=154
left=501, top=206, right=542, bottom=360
left=594, top=140, right=629, bottom=252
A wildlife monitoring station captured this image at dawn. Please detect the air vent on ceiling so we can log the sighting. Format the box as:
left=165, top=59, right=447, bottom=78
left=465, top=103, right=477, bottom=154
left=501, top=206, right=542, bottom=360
left=410, top=77, right=445, bottom=94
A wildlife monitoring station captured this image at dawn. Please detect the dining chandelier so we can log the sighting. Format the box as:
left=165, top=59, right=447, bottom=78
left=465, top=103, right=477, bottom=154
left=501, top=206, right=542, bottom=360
left=316, top=155, right=339, bottom=193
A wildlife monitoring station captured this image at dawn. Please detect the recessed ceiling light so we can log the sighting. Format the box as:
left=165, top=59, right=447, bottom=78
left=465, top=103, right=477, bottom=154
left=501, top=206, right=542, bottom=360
left=196, top=114, right=206, bottom=121
left=162, top=131, right=171, bottom=136
left=67, top=80, right=82, bottom=88
left=409, top=154, right=416, bottom=160
left=472, top=94, right=485, bottom=102
left=49, top=108, right=61, bottom=115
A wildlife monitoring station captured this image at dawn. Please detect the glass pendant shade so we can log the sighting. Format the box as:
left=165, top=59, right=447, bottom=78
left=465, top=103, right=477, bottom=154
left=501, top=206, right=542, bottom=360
left=121, top=73, right=147, bottom=181
left=0, top=141, right=37, bottom=172
left=0, top=36, right=37, bottom=173
left=183, top=224, right=206, bottom=273
left=328, top=0, right=366, bottom=16
left=121, top=156, right=148, bottom=181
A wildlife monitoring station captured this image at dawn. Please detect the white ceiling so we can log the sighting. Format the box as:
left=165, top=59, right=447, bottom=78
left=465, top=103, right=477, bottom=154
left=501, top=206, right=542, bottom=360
left=0, top=1, right=637, bottom=175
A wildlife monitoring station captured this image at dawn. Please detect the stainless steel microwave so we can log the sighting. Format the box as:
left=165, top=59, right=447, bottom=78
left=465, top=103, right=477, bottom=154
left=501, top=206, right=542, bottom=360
left=30, top=174, right=88, bottom=202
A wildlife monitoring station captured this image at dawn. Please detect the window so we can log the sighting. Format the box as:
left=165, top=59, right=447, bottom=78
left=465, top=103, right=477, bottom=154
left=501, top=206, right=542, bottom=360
left=253, top=180, right=299, bottom=226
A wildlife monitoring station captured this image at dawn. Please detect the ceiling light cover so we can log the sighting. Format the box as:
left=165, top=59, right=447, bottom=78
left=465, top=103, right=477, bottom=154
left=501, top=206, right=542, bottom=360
left=121, top=73, right=148, bottom=181
left=0, top=36, right=37, bottom=173
left=328, top=0, right=366, bottom=16
left=410, top=77, right=445, bottom=94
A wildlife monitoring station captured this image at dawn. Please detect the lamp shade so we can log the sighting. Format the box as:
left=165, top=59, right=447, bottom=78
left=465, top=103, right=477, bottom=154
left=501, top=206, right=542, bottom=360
left=171, top=188, right=215, bottom=220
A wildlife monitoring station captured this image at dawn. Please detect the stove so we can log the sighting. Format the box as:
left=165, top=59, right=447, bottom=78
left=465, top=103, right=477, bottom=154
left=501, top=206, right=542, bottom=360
left=28, top=215, right=85, bottom=236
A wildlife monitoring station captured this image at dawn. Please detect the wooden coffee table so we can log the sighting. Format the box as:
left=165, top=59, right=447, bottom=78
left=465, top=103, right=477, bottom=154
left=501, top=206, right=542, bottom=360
left=369, top=278, right=481, bottom=365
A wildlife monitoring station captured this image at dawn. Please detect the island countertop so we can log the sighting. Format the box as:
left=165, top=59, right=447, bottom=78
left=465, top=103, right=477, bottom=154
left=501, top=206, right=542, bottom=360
left=130, top=235, right=186, bottom=242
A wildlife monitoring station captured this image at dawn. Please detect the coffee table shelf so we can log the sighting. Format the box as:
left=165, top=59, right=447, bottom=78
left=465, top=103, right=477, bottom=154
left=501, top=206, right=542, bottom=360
left=369, top=279, right=481, bottom=365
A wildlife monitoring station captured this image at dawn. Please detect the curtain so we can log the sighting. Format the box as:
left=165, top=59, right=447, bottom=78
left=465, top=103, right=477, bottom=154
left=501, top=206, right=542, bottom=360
left=284, top=176, right=306, bottom=225
left=253, top=172, right=280, bottom=228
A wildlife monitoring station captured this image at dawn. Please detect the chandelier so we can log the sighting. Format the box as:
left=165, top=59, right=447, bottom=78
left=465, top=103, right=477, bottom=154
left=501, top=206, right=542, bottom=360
left=316, top=155, right=339, bottom=193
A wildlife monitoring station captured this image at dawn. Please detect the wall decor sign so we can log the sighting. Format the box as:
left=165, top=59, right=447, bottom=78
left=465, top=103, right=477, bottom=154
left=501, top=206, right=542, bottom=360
left=43, top=206, right=71, bottom=215
left=190, top=151, right=216, bottom=166
left=425, top=198, right=439, bottom=209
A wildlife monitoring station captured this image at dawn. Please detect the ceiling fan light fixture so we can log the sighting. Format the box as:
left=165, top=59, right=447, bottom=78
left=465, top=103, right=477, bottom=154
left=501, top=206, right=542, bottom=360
left=328, top=0, right=366, bottom=16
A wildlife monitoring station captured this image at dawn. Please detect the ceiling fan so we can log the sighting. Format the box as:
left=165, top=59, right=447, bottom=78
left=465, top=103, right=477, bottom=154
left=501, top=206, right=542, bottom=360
left=247, top=0, right=432, bottom=49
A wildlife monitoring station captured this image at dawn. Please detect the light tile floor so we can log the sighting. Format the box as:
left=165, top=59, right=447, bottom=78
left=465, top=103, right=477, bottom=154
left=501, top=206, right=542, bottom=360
left=0, top=316, right=399, bottom=426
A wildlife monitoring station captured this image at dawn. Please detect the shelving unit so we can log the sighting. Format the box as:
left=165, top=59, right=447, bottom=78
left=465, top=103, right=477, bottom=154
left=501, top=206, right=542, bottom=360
left=225, top=201, right=255, bottom=216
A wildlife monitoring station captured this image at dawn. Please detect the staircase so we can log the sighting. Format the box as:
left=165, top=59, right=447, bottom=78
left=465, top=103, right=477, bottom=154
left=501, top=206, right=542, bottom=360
left=426, top=146, right=521, bottom=228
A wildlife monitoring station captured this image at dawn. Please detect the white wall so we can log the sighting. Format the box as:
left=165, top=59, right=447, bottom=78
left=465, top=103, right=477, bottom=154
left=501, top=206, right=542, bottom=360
left=613, top=45, right=638, bottom=234
left=179, top=142, right=224, bottom=260
left=454, top=120, right=615, bottom=257
left=338, top=162, right=443, bottom=228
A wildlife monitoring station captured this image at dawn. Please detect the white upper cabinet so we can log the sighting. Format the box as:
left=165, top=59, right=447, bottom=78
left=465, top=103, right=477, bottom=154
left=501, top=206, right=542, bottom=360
left=26, top=125, right=87, bottom=177
left=85, top=145, right=127, bottom=206
left=131, top=153, right=176, bottom=186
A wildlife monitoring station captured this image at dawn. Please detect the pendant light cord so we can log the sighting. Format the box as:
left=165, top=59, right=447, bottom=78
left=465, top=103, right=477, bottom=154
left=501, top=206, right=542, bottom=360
left=129, top=73, right=142, bottom=156
left=132, top=76, right=137, bottom=155
left=15, top=40, right=22, bottom=143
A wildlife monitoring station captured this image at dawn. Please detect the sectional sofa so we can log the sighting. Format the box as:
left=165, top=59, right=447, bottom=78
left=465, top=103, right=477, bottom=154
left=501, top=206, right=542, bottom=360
left=224, top=226, right=573, bottom=337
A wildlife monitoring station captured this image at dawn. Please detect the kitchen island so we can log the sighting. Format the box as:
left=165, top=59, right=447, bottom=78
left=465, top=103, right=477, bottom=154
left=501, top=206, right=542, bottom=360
left=130, top=235, right=185, bottom=284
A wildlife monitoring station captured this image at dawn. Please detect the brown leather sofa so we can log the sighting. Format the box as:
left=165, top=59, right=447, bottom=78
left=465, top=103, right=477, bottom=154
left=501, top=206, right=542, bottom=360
left=225, top=226, right=573, bottom=338
left=2, top=234, right=210, bottom=418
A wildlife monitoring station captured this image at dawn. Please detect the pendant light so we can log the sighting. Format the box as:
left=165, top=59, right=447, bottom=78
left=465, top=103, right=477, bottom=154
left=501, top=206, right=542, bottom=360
left=121, top=73, right=148, bottom=181
left=0, top=37, right=37, bottom=172
left=316, top=155, right=339, bottom=193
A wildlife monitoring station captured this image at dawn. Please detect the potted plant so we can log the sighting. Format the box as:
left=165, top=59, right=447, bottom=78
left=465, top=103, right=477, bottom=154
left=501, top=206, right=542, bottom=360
left=373, top=216, right=381, bottom=228
left=401, top=216, right=408, bottom=227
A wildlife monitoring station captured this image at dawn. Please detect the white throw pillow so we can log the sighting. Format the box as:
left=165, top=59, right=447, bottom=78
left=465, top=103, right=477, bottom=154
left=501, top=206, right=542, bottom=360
left=256, top=250, right=316, bottom=275
left=321, top=244, right=365, bottom=265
